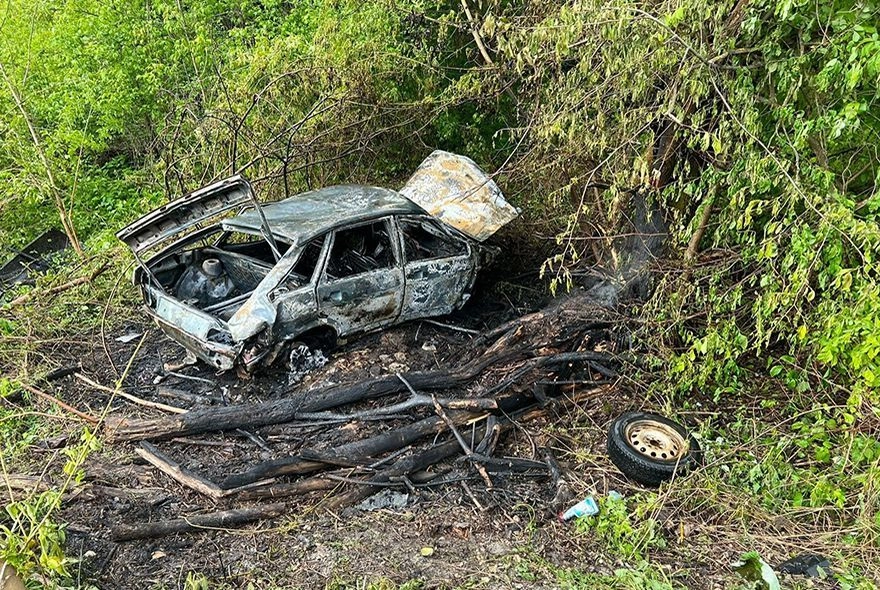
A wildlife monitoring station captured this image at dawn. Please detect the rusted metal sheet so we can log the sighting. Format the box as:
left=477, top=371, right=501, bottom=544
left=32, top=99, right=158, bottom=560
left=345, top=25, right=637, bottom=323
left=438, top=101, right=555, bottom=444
left=399, top=150, right=519, bottom=242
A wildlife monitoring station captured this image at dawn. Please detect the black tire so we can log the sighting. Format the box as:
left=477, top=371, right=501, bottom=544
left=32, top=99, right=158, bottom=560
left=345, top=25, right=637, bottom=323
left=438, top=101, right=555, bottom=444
left=607, top=411, right=702, bottom=487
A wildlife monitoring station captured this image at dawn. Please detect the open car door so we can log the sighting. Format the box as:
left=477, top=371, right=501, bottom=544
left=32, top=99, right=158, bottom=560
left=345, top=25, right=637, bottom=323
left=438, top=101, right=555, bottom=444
left=399, top=151, right=519, bottom=242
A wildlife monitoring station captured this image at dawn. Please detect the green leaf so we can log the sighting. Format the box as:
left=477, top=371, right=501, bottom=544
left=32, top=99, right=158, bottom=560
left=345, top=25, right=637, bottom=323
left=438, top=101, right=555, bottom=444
left=733, top=551, right=780, bottom=590
left=663, top=5, right=687, bottom=27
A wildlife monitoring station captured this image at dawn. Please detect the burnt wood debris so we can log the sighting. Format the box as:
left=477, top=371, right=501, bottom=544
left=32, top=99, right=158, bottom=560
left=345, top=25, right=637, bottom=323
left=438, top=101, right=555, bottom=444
left=95, top=296, right=628, bottom=541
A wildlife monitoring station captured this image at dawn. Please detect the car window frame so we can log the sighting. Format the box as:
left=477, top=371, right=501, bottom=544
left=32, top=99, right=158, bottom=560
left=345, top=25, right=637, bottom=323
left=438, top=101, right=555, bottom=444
left=397, top=214, right=471, bottom=264
left=266, top=233, right=332, bottom=300
left=212, top=227, right=292, bottom=260
left=289, top=233, right=331, bottom=286
left=319, top=216, right=401, bottom=285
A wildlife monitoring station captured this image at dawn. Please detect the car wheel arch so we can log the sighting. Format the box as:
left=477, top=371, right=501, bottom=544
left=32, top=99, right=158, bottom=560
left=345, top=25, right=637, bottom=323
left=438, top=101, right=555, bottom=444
left=291, top=324, right=339, bottom=351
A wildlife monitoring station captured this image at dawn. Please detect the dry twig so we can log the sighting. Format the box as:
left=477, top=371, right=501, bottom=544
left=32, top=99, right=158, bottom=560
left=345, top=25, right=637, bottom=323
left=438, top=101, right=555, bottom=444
left=74, top=373, right=186, bottom=414
left=19, top=383, right=98, bottom=424
left=7, top=261, right=109, bottom=307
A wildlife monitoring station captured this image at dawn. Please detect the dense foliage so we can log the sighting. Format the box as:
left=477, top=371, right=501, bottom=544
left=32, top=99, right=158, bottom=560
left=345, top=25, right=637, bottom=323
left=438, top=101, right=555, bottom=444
left=1, top=0, right=878, bottom=586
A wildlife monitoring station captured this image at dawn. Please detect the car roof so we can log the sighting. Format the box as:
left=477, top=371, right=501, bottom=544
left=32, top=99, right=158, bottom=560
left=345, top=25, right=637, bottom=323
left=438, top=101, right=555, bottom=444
left=221, top=184, right=424, bottom=245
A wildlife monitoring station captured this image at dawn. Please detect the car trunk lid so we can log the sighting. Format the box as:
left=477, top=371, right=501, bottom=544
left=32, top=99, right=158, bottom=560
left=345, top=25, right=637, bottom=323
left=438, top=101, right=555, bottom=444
left=399, top=150, right=518, bottom=242
left=117, top=175, right=280, bottom=264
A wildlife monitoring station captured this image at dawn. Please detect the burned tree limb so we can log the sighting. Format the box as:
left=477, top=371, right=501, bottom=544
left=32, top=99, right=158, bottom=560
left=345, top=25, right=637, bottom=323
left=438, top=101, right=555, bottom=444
left=110, top=502, right=288, bottom=542
left=105, top=349, right=522, bottom=442
left=136, top=442, right=274, bottom=499
left=136, top=442, right=227, bottom=500
left=114, top=383, right=613, bottom=538
left=431, top=394, right=494, bottom=489
left=105, top=345, right=614, bottom=443
left=324, top=439, right=463, bottom=510
left=476, top=455, right=549, bottom=473
left=236, top=476, right=341, bottom=501
left=475, top=416, right=501, bottom=456
left=135, top=350, right=614, bottom=499
left=220, top=412, right=480, bottom=489
left=114, top=440, right=466, bottom=540
left=295, top=388, right=496, bottom=422
left=220, top=356, right=613, bottom=490
left=325, top=398, right=564, bottom=509
left=105, top=297, right=617, bottom=442
left=218, top=381, right=564, bottom=493
left=293, top=450, right=366, bottom=469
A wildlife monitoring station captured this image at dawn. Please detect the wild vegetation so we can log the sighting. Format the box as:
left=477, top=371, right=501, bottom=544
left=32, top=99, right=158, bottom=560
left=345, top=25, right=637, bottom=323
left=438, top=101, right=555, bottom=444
left=1, top=0, right=878, bottom=587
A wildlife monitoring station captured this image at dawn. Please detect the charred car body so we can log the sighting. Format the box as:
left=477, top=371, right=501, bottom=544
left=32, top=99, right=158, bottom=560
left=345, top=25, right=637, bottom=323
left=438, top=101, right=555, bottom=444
left=118, top=151, right=518, bottom=371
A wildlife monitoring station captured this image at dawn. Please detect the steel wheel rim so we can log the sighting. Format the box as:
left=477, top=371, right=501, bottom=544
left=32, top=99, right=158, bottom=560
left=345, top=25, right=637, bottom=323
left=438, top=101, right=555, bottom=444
left=625, top=420, right=687, bottom=461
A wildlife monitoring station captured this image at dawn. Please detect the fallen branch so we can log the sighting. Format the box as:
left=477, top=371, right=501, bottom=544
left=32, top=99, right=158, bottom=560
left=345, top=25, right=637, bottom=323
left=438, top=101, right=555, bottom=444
left=324, top=438, right=463, bottom=510
left=236, top=476, right=340, bottom=501
left=220, top=411, right=480, bottom=489
left=7, top=262, right=108, bottom=307
left=19, top=383, right=98, bottom=424
left=117, top=384, right=612, bottom=538
left=43, top=365, right=81, bottom=382
left=294, top=381, right=497, bottom=421
left=475, top=416, right=501, bottom=456
left=101, top=296, right=627, bottom=544
left=157, top=386, right=220, bottom=405
left=135, top=442, right=228, bottom=500
left=323, top=386, right=598, bottom=510
left=75, top=373, right=186, bottom=414
left=105, top=347, right=525, bottom=442
left=431, top=394, right=494, bottom=489
left=421, top=319, right=480, bottom=335
left=104, top=338, right=615, bottom=443
left=110, top=502, right=288, bottom=541
left=2, top=474, right=50, bottom=499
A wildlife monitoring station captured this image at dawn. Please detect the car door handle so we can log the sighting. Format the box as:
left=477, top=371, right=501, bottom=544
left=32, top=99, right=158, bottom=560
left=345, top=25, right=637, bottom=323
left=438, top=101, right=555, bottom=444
left=329, top=290, right=346, bottom=303
left=411, top=270, right=426, bottom=280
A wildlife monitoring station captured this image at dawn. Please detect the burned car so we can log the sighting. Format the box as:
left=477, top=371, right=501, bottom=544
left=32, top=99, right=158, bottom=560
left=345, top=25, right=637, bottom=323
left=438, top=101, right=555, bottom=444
left=118, top=151, right=518, bottom=371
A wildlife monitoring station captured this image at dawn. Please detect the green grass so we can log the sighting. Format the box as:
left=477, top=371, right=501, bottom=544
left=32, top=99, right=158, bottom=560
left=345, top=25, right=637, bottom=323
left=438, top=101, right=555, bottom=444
left=1, top=428, right=100, bottom=588
left=0, top=253, right=144, bottom=588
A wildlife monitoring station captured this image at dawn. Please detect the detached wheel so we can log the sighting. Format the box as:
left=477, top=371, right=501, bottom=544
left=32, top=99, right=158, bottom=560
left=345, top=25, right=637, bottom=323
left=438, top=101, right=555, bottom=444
left=607, top=412, right=701, bottom=487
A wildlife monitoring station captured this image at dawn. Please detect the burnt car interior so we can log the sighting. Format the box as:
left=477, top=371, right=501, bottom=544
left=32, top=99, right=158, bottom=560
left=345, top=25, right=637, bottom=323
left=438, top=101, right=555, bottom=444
left=147, top=217, right=469, bottom=322
left=399, top=218, right=467, bottom=261
left=326, top=221, right=395, bottom=279
left=150, top=230, right=290, bottom=317
left=283, top=236, right=324, bottom=286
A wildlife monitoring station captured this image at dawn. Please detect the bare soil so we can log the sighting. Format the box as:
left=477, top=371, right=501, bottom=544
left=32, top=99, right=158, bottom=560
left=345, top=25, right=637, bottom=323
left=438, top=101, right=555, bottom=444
left=6, top=251, right=810, bottom=590
left=40, top=259, right=645, bottom=589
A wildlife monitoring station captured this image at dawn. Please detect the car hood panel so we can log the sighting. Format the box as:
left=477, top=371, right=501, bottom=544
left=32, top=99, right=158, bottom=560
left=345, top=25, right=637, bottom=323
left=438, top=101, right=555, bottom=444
left=399, top=151, right=518, bottom=242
